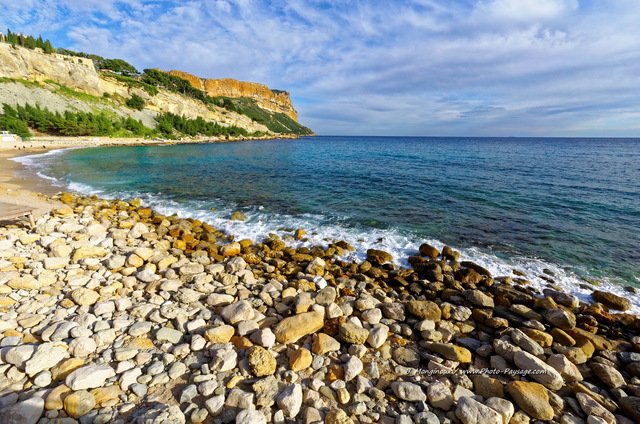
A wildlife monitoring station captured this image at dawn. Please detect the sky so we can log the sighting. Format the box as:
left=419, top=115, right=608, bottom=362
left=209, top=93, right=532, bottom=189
left=1, top=0, right=640, bottom=137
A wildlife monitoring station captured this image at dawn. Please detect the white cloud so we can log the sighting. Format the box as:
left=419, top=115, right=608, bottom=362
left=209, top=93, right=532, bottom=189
left=2, top=0, right=640, bottom=136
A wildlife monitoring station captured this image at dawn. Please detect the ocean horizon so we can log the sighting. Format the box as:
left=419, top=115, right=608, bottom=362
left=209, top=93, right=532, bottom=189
left=16, top=135, right=640, bottom=312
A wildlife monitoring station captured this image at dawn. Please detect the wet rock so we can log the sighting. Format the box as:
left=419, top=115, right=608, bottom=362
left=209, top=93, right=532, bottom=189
left=419, top=243, right=440, bottom=258
left=366, top=249, right=393, bottom=265
left=591, top=290, right=631, bottom=311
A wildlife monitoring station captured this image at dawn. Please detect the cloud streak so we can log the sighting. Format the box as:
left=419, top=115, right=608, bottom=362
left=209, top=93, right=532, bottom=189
left=1, top=0, right=640, bottom=136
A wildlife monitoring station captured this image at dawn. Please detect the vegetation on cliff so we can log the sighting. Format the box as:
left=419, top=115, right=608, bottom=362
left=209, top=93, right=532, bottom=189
left=0, top=103, right=256, bottom=139
left=1, top=29, right=314, bottom=137
left=1, top=29, right=55, bottom=54
left=1, top=104, right=153, bottom=137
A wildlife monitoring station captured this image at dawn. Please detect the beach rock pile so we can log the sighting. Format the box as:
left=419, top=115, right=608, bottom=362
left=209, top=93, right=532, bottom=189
left=0, top=193, right=639, bottom=424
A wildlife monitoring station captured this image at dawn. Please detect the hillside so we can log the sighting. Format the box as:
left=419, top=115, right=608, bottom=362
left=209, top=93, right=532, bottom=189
left=0, top=42, right=313, bottom=138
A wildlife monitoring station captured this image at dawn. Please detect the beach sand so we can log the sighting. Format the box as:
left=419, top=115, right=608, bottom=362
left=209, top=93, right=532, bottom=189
left=0, top=136, right=180, bottom=219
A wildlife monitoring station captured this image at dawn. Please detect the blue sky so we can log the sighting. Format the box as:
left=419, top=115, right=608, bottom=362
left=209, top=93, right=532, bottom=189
left=2, top=0, right=640, bottom=136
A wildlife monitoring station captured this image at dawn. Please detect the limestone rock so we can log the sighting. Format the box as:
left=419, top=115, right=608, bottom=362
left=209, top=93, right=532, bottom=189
left=507, top=381, right=554, bottom=420
left=513, top=350, right=564, bottom=390
left=204, top=325, right=235, bottom=343
left=289, top=348, right=313, bottom=371
left=63, top=389, right=96, bottom=419
left=274, top=311, right=324, bottom=344
left=277, top=383, right=303, bottom=418
left=66, top=365, right=116, bottom=391
left=220, top=300, right=255, bottom=324
left=406, top=300, right=441, bottom=321
left=391, top=381, right=427, bottom=402
left=429, top=342, right=472, bottom=363
left=590, top=362, right=626, bottom=388
left=312, top=333, right=341, bottom=355
left=0, top=397, right=44, bottom=424
left=236, top=409, right=267, bottom=424
left=338, top=322, right=369, bottom=344
left=134, top=404, right=186, bottom=424
left=25, top=342, right=69, bottom=377
left=455, top=396, right=504, bottom=424
left=247, top=346, right=277, bottom=376
left=591, top=290, right=631, bottom=311
left=70, top=288, right=100, bottom=306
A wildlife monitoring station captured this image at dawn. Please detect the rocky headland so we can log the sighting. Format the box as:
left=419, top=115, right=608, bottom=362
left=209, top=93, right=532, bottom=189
left=0, top=192, right=639, bottom=424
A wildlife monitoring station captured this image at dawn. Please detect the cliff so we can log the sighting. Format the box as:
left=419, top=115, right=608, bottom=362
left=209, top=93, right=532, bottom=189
left=0, top=43, right=312, bottom=136
left=0, top=43, right=102, bottom=96
left=167, top=70, right=299, bottom=122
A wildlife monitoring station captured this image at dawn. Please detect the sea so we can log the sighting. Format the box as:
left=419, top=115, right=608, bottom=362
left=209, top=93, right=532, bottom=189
left=15, top=136, right=640, bottom=312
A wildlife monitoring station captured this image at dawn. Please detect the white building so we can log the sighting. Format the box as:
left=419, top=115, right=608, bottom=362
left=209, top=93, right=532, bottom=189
left=1, top=132, right=18, bottom=142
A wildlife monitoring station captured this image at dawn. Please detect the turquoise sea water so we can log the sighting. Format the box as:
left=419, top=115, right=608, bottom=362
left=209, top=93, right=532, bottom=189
left=18, top=136, right=640, bottom=310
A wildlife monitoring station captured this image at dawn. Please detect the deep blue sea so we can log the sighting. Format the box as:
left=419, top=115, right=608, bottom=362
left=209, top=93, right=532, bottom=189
left=18, top=136, right=640, bottom=311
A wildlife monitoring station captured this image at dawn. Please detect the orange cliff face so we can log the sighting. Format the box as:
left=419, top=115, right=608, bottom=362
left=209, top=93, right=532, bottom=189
left=166, top=70, right=299, bottom=122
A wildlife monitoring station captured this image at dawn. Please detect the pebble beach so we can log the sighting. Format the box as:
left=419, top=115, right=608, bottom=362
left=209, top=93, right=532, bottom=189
left=0, top=141, right=639, bottom=424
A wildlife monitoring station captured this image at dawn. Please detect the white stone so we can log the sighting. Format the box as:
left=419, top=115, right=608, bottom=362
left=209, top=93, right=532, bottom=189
left=427, top=380, right=454, bottom=410
left=25, top=342, right=69, bottom=376
left=485, top=397, right=515, bottom=424
left=456, top=396, right=504, bottom=424
left=210, top=344, right=237, bottom=372
left=250, top=328, right=276, bottom=348
left=220, top=300, right=255, bottom=324
left=236, top=409, right=267, bottom=424
left=43, top=257, right=69, bottom=270
left=277, top=383, right=303, bottom=418
left=513, top=350, right=564, bottom=390
left=66, top=364, right=116, bottom=390
left=204, top=395, right=225, bottom=416
left=391, top=381, right=427, bottom=402
left=344, top=356, right=363, bottom=381
left=69, top=337, right=97, bottom=357
left=0, top=397, right=44, bottom=424
left=367, top=324, right=389, bottom=349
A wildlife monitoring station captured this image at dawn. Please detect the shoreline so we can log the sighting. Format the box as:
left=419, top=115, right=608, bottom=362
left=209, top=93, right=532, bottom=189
left=0, top=191, right=638, bottom=423
left=0, top=134, right=300, bottom=196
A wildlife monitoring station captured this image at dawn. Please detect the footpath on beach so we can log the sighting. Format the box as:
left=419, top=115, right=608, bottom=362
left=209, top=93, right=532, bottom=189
left=0, top=191, right=638, bottom=424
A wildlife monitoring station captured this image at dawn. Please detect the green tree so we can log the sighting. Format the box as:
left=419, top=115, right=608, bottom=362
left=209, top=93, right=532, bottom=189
left=125, top=94, right=145, bottom=110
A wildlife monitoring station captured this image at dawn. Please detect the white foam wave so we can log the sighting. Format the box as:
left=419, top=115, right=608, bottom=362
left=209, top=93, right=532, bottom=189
left=85, top=187, right=640, bottom=315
